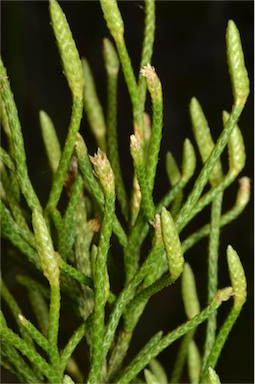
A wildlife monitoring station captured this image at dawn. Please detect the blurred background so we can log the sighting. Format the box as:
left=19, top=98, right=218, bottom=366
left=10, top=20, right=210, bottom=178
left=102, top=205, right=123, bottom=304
left=1, top=1, right=253, bottom=383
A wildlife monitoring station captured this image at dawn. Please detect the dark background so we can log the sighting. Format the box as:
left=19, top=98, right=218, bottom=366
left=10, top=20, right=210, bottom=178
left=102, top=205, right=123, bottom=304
left=1, top=1, right=253, bottom=383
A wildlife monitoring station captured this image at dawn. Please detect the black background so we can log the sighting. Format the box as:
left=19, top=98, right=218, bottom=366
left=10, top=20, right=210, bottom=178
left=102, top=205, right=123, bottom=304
left=1, top=1, right=254, bottom=383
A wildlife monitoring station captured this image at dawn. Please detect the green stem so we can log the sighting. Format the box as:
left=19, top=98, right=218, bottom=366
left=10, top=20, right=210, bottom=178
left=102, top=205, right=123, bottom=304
left=45, top=96, right=83, bottom=216
left=27, top=289, right=49, bottom=337
left=101, top=244, right=162, bottom=368
left=182, top=197, right=248, bottom=253
left=76, top=147, right=127, bottom=247
left=177, top=173, right=235, bottom=233
left=123, top=177, right=187, bottom=284
left=107, top=330, right=132, bottom=381
left=124, top=213, right=149, bottom=283
left=138, top=0, right=156, bottom=109
left=1, top=278, right=33, bottom=345
left=116, top=40, right=142, bottom=131
left=59, top=259, right=93, bottom=288
left=156, top=179, right=186, bottom=214
left=170, top=330, right=195, bottom=384
left=175, top=104, right=243, bottom=232
left=88, top=163, right=115, bottom=383
left=126, top=273, right=173, bottom=321
left=0, top=146, right=16, bottom=172
left=0, top=201, right=36, bottom=248
left=130, top=134, right=155, bottom=220
left=0, top=59, right=42, bottom=212
left=59, top=173, right=84, bottom=259
left=0, top=201, right=39, bottom=267
left=60, top=315, right=93, bottom=375
left=200, top=307, right=241, bottom=383
left=82, top=58, right=107, bottom=151
left=106, top=63, right=129, bottom=220
left=2, top=340, right=41, bottom=383
left=109, top=235, right=164, bottom=380
left=202, top=193, right=223, bottom=372
left=145, top=97, right=163, bottom=196
left=48, top=284, right=61, bottom=371
left=18, top=314, right=49, bottom=353
left=40, top=110, right=61, bottom=174
left=1, top=315, right=61, bottom=383
left=117, top=288, right=232, bottom=384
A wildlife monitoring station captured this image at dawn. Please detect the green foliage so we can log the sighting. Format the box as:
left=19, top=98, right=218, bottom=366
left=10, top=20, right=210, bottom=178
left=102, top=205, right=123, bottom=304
left=0, top=1, right=251, bottom=383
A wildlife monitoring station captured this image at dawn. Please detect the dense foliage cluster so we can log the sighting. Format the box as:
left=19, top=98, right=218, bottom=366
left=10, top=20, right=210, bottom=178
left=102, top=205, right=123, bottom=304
left=0, top=1, right=250, bottom=383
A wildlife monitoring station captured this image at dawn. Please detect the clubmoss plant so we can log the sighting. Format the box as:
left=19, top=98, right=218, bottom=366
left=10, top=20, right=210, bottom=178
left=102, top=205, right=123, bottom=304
left=0, top=1, right=251, bottom=383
